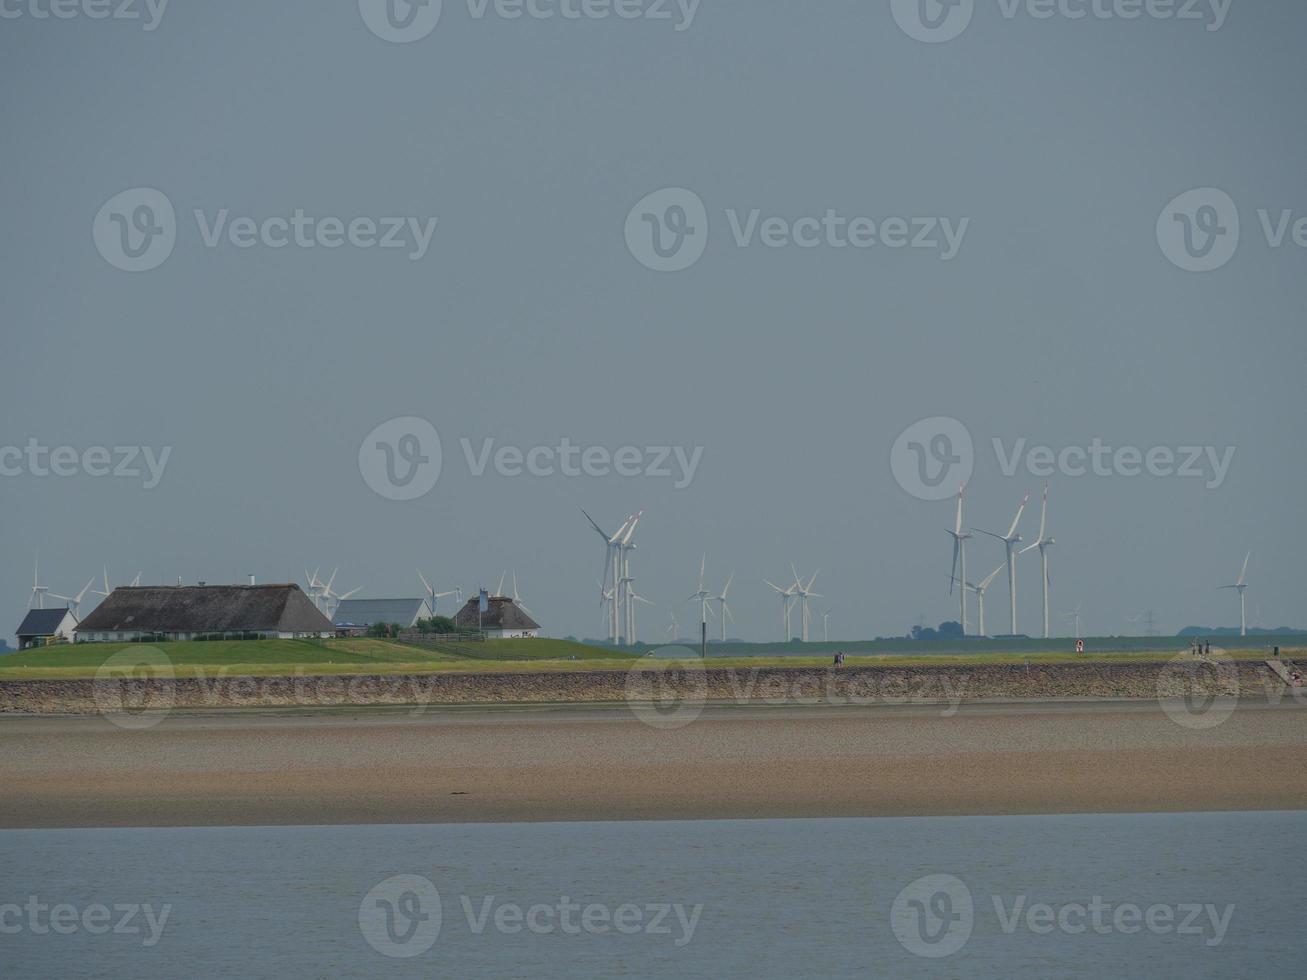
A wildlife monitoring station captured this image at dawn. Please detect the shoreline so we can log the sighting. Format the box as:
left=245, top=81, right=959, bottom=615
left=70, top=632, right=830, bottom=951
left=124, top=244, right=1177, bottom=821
left=3, top=699, right=1304, bottom=828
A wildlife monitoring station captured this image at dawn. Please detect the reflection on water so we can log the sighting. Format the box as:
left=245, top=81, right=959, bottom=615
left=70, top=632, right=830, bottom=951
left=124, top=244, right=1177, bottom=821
left=2, top=812, right=1303, bottom=978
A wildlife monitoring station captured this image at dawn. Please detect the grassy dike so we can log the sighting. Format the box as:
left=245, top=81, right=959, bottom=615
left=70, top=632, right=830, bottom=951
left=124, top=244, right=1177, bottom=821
left=0, top=637, right=1300, bottom=715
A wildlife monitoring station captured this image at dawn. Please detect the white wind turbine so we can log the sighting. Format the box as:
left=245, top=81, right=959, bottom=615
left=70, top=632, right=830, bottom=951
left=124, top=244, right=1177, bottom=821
left=764, top=576, right=799, bottom=640
left=714, top=572, right=735, bottom=642
left=789, top=564, right=821, bottom=642
left=953, top=563, right=1005, bottom=637
left=29, top=554, right=49, bottom=609
left=1018, top=483, right=1055, bottom=639
left=625, top=585, right=655, bottom=644
left=1219, top=551, right=1251, bottom=637
left=946, top=484, right=973, bottom=635
left=820, top=608, right=831, bottom=643
left=317, top=569, right=361, bottom=619
left=686, top=555, right=715, bottom=651
left=1062, top=602, right=1083, bottom=640
left=49, top=578, right=94, bottom=618
left=92, top=565, right=114, bottom=601
left=617, top=511, right=644, bottom=645
left=583, top=510, right=633, bottom=644
left=417, top=570, right=461, bottom=616
left=666, top=609, right=680, bottom=641
left=510, top=571, right=537, bottom=619
left=975, top=492, right=1030, bottom=635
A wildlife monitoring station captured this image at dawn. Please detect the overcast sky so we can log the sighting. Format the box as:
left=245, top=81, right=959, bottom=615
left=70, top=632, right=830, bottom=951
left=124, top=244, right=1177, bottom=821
left=3, top=0, right=1304, bottom=644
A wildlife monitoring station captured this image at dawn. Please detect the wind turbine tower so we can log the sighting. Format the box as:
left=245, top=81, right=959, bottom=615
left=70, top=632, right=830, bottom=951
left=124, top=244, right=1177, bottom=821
left=1019, top=483, right=1055, bottom=639
left=1219, top=551, right=1251, bottom=637
left=946, top=484, right=972, bottom=635
left=714, top=572, right=735, bottom=642
left=686, top=555, right=714, bottom=658
left=975, top=492, right=1030, bottom=635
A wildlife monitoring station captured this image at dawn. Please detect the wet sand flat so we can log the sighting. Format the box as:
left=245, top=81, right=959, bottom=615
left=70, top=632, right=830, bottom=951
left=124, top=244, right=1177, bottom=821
left=1, top=700, right=1304, bottom=827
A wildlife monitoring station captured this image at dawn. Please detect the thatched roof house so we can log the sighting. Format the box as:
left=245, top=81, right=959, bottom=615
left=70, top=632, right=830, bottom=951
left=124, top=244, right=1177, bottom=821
left=453, top=596, right=541, bottom=639
left=75, top=584, right=334, bottom=641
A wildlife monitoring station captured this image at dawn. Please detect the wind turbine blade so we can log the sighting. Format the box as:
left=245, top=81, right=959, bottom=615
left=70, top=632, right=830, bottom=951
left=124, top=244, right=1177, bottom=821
left=1018, top=541, right=1039, bottom=555
left=621, top=510, right=643, bottom=545
left=581, top=509, right=609, bottom=540
left=805, top=570, right=820, bottom=591
left=1238, top=551, right=1250, bottom=585
left=974, top=528, right=1008, bottom=542
left=764, top=580, right=786, bottom=595
left=1005, top=493, right=1031, bottom=539
left=698, top=554, right=706, bottom=592
left=949, top=539, right=960, bottom=594
left=496, top=571, right=506, bottom=596
left=721, top=571, right=734, bottom=598
left=417, top=570, right=432, bottom=594
left=1037, top=483, right=1048, bottom=541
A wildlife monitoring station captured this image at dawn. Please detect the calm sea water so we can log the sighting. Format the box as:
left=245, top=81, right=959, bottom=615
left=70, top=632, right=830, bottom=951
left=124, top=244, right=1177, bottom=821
left=2, top=812, right=1303, bottom=978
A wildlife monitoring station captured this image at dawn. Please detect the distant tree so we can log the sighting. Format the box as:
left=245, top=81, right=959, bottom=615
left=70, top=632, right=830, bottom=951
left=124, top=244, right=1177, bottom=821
left=937, top=620, right=964, bottom=639
left=910, top=624, right=939, bottom=641
left=367, top=622, right=404, bottom=638
left=415, top=616, right=456, bottom=634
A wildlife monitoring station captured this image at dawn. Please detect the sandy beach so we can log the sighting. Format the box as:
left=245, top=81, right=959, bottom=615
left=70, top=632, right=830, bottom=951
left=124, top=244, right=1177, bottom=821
left=1, top=699, right=1304, bottom=828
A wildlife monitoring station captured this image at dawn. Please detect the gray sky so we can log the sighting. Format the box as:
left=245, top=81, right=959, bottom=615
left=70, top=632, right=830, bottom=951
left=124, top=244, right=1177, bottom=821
left=3, top=0, right=1304, bottom=643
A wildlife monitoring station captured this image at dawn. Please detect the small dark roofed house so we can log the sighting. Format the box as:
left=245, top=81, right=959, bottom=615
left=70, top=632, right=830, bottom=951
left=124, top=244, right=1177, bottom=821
left=452, top=596, right=540, bottom=639
left=74, top=584, right=334, bottom=642
left=15, top=607, right=79, bottom=650
left=332, top=598, right=431, bottom=634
